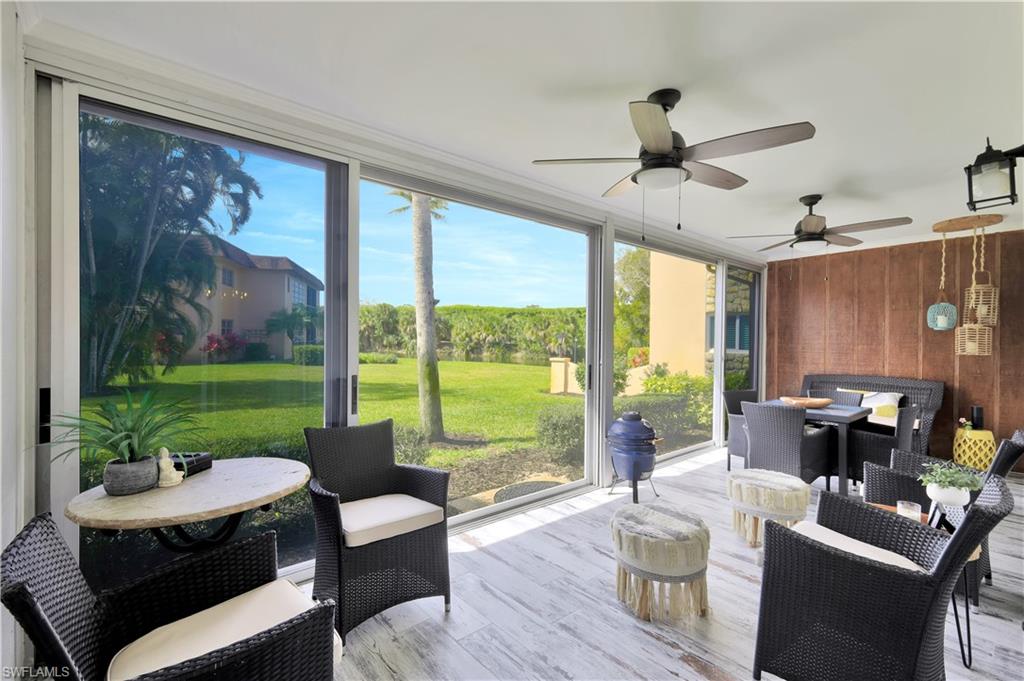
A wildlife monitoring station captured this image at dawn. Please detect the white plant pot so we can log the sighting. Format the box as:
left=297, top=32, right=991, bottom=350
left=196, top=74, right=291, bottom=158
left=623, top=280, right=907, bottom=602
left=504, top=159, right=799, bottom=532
left=926, top=483, right=970, bottom=508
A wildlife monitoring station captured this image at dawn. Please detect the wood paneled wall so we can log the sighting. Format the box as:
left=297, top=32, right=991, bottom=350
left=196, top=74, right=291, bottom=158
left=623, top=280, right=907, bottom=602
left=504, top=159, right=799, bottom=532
left=765, top=230, right=1024, bottom=466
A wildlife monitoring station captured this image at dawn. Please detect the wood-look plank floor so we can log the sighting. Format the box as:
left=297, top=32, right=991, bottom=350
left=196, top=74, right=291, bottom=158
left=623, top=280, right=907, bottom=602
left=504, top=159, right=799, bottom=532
left=327, top=448, right=1024, bottom=680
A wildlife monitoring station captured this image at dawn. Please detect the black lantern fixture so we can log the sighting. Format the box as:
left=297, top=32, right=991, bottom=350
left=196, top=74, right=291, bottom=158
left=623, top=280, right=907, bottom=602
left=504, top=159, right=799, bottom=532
left=964, top=138, right=1023, bottom=211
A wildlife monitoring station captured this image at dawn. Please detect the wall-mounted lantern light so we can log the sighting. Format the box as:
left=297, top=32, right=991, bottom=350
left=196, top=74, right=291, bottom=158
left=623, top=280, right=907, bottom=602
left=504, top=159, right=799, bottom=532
left=964, top=138, right=1023, bottom=211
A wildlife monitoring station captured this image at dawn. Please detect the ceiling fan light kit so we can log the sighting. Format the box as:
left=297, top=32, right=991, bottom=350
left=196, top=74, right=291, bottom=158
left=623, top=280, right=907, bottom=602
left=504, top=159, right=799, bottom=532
left=964, top=137, right=1022, bottom=211
left=533, top=88, right=814, bottom=203
left=791, top=237, right=829, bottom=254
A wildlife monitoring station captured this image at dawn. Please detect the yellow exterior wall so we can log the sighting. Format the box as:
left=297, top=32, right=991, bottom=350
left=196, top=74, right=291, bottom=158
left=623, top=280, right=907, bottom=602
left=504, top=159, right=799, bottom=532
left=648, top=252, right=708, bottom=376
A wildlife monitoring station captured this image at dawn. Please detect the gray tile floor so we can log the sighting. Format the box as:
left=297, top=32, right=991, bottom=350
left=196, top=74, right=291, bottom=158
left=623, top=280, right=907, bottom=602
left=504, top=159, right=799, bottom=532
left=327, top=448, right=1023, bottom=680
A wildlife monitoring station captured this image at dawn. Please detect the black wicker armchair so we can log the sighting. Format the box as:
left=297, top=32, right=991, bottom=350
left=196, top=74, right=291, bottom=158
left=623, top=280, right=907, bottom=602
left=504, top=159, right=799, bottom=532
left=845, top=405, right=917, bottom=482
left=1, top=514, right=337, bottom=681
left=724, top=389, right=758, bottom=470
left=304, top=419, right=450, bottom=644
left=753, top=475, right=1014, bottom=681
left=863, top=434, right=1024, bottom=606
left=741, top=401, right=832, bottom=488
left=800, top=374, right=944, bottom=455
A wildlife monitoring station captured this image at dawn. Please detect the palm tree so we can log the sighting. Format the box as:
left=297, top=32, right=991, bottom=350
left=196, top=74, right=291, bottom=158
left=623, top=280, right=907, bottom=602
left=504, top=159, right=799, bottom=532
left=389, top=190, right=448, bottom=441
left=265, top=306, right=314, bottom=344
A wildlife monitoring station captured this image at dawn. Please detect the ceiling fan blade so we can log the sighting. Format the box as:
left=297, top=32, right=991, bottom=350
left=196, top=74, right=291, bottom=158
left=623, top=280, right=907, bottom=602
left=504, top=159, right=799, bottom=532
left=682, top=161, right=747, bottom=190
left=628, top=101, right=674, bottom=154
left=683, top=122, right=816, bottom=162
left=602, top=171, right=637, bottom=198
left=727, top=233, right=794, bottom=239
left=532, top=157, right=639, bottom=165
left=828, top=217, right=912, bottom=235
left=757, top=238, right=797, bottom=252
left=825, top=234, right=863, bottom=247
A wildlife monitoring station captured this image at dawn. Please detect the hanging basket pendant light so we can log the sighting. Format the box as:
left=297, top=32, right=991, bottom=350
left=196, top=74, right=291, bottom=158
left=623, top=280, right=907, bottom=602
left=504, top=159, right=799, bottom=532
left=956, top=226, right=993, bottom=356
left=926, top=233, right=957, bottom=331
left=963, top=226, right=999, bottom=326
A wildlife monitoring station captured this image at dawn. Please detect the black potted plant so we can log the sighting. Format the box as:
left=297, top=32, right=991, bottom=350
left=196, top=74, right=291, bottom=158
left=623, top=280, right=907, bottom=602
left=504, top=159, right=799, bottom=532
left=50, top=390, right=202, bottom=496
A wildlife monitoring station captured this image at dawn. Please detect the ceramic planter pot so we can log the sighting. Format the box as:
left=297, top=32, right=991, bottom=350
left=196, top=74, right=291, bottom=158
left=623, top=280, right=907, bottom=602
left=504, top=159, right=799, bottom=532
left=103, top=457, right=158, bottom=496
left=925, top=482, right=971, bottom=508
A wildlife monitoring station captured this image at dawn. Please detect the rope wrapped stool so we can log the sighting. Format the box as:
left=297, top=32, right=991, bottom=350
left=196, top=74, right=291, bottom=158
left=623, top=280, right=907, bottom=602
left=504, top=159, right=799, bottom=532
left=726, top=469, right=809, bottom=547
left=610, top=502, right=710, bottom=621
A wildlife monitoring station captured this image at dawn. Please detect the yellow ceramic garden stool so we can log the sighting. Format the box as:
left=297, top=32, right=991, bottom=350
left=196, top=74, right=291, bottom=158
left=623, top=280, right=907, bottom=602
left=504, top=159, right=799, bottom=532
left=953, top=428, right=996, bottom=471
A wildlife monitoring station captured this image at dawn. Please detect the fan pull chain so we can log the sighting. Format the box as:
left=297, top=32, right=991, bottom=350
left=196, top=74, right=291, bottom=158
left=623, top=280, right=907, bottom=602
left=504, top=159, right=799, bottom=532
left=676, top=168, right=683, bottom=231
left=641, top=186, right=646, bottom=242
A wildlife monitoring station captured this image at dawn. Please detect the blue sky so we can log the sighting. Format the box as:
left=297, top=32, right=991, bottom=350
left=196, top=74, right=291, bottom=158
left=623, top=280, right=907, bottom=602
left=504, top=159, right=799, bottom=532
left=221, top=152, right=589, bottom=308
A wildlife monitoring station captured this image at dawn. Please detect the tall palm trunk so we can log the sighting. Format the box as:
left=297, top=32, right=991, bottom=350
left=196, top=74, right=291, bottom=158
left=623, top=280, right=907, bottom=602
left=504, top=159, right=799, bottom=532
left=411, top=192, right=445, bottom=441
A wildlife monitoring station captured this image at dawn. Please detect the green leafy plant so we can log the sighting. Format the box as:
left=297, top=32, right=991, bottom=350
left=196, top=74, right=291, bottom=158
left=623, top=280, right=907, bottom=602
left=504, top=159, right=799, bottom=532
left=917, top=462, right=983, bottom=491
left=50, top=390, right=202, bottom=464
left=292, top=344, right=325, bottom=366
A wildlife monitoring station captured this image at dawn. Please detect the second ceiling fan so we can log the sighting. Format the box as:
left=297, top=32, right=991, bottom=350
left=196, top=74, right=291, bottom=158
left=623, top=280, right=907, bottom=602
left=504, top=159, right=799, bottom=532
left=728, top=194, right=912, bottom=253
left=533, top=88, right=816, bottom=197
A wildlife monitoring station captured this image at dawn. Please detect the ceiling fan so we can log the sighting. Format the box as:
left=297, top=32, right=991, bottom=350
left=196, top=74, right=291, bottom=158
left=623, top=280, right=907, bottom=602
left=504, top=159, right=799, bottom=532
left=728, top=194, right=912, bottom=253
left=532, top=88, right=816, bottom=198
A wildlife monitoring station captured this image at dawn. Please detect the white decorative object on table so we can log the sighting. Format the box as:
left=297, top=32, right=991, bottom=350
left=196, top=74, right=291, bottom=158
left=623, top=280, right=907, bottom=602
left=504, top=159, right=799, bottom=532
left=157, top=447, right=185, bottom=487
left=925, top=483, right=970, bottom=508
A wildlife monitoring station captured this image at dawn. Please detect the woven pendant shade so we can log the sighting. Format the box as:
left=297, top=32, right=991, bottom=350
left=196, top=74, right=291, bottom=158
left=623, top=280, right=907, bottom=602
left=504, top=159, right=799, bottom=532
left=955, top=324, right=992, bottom=356
left=927, top=234, right=957, bottom=331
left=964, top=271, right=999, bottom=326
left=963, top=227, right=999, bottom=326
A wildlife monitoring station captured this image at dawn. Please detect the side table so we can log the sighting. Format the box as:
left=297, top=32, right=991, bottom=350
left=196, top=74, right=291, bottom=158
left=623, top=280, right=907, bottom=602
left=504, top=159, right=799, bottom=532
left=953, top=428, right=996, bottom=471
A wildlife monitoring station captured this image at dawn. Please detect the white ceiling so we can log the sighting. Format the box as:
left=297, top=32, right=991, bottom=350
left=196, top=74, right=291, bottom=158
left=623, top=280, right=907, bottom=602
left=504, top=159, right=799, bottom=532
left=22, top=1, right=1024, bottom=260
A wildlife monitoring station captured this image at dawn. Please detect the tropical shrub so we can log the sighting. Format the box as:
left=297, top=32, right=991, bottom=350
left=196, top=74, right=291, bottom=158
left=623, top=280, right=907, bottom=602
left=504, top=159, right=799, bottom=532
left=575, top=351, right=630, bottom=396
left=627, top=347, right=650, bottom=367
left=358, top=352, right=398, bottom=364
left=242, top=342, right=270, bottom=362
left=642, top=370, right=713, bottom=431
left=394, top=425, right=429, bottom=466
left=292, top=344, right=324, bottom=366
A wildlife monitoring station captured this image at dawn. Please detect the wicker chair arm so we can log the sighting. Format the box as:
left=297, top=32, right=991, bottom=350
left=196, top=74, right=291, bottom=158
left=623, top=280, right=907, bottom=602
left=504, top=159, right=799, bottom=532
left=816, top=492, right=948, bottom=571
left=862, top=462, right=932, bottom=509
left=98, top=532, right=278, bottom=654
left=757, top=521, right=937, bottom=680
left=132, top=600, right=337, bottom=681
left=395, top=464, right=450, bottom=510
left=308, top=477, right=343, bottom=606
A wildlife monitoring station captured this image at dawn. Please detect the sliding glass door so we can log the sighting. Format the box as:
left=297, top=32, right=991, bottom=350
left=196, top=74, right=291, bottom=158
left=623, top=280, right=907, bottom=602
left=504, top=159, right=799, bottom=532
left=358, top=179, right=592, bottom=516
left=612, top=241, right=718, bottom=457
left=43, top=89, right=350, bottom=587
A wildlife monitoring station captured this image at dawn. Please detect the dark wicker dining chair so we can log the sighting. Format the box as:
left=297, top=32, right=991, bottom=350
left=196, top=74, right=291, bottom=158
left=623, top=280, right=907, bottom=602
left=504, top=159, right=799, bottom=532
left=845, top=405, right=917, bottom=483
left=1, top=514, right=336, bottom=681
left=724, top=389, right=758, bottom=470
left=304, top=419, right=451, bottom=644
left=807, top=389, right=863, bottom=407
left=754, top=475, right=1014, bottom=681
left=863, top=434, right=1024, bottom=606
left=741, top=401, right=832, bottom=488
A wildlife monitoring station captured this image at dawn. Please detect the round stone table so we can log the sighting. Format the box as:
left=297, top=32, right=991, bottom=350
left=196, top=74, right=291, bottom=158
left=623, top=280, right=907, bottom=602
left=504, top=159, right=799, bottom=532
left=66, top=457, right=310, bottom=553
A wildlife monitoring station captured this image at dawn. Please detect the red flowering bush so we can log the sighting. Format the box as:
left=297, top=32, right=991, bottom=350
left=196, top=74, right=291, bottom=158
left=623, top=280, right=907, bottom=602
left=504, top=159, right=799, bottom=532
left=200, top=332, right=248, bottom=362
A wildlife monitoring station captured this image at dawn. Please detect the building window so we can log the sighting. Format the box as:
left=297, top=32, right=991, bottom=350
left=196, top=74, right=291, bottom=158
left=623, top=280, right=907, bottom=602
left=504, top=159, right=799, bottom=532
left=292, top=279, right=307, bottom=307
left=221, top=319, right=234, bottom=335
left=222, top=267, right=234, bottom=287
left=706, top=313, right=751, bottom=352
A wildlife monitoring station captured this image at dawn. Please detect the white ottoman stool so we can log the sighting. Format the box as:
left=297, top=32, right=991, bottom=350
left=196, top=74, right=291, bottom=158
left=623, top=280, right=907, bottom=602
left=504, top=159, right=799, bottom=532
left=610, top=502, right=710, bottom=621
left=726, top=469, right=810, bottom=547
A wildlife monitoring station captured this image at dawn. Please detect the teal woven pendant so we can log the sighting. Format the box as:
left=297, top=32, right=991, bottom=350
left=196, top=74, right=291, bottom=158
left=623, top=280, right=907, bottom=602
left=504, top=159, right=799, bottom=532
left=927, top=299, right=957, bottom=331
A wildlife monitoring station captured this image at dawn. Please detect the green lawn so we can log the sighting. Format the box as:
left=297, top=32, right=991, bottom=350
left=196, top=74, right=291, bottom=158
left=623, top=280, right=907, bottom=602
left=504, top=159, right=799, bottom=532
left=89, top=358, right=581, bottom=470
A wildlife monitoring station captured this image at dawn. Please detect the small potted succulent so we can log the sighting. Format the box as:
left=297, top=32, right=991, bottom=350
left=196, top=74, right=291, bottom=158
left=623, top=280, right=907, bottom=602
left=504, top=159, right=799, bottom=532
left=50, top=390, right=201, bottom=496
left=918, top=461, right=983, bottom=508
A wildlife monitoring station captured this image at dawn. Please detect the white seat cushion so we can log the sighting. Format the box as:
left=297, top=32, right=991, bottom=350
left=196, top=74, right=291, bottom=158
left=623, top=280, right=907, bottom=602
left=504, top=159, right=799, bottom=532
left=790, top=521, right=925, bottom=573
left=340, top=493, right=445, bottom=547
left=107, top=579, right=342, bottom=681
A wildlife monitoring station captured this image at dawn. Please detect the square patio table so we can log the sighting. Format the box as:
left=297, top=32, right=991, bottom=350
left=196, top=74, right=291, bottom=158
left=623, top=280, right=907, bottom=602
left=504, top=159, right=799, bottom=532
left=763, top=400, right=871, bottom=496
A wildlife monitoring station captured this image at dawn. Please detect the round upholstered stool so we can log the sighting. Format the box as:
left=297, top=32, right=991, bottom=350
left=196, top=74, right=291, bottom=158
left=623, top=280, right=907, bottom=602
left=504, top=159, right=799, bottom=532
left=726, top=469, right=810, bottom=547
left=609, top=502, right=710, bottom=621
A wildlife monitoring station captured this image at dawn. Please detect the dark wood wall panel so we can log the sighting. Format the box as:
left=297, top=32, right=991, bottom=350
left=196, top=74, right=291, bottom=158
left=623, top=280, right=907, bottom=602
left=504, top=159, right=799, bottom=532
left=765, top=231, right=1023, bottom=468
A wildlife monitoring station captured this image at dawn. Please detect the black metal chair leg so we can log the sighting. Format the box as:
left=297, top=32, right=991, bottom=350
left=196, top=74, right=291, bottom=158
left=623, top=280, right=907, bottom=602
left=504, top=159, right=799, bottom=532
left=951, top=569, right=973, bottom=668
left=649, top=478, right=660, bottom=497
